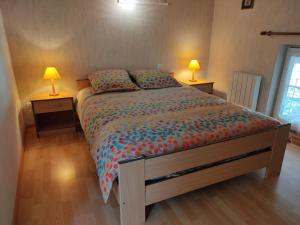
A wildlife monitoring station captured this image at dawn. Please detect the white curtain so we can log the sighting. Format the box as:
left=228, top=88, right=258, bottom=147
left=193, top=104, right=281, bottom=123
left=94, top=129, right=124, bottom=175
left=274, top=48, right=300, bottom=134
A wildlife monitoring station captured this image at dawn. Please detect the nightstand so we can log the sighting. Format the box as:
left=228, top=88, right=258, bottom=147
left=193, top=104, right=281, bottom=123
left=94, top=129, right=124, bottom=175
left=31, top=92, right=76, bottom=137
left=182, top=80, right=214, bottom=94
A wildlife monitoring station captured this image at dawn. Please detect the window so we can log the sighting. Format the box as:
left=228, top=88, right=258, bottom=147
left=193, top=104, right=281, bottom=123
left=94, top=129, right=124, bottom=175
left=274, top=48, right=300, bottom=133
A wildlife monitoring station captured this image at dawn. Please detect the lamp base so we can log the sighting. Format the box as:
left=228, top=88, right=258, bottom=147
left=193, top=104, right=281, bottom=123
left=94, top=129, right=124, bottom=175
left=189, top=79, right=198, bottom=82
left=49, top=92, right=59, bottom=96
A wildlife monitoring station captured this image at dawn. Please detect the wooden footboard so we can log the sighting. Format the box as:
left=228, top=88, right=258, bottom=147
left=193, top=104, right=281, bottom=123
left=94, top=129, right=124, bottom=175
left=118, top=124, right=290, bottom=225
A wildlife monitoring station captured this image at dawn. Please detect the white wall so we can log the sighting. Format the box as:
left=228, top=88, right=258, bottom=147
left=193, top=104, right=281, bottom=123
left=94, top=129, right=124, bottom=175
left=0, top=11, right=24, bottom=225
left=208, top=0, right=300, bottom=113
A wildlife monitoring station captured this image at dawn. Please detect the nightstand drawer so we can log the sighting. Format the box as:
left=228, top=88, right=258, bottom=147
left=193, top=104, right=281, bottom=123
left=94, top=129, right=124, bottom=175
left=33, top=99, right=73, bottom=114
left=195, top=83, right=213, bottom=94
left=182, top=80, right=214, bottom=94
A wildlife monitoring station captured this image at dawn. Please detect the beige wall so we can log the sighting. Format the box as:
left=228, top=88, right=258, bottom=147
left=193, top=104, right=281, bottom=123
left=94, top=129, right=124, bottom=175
left=208, top=0, right=300, bottom=113
left=0, top=11, right=24, bottom=225
left=0, top=0, right=214, bottom=124
left=4, top=0, right=300, bottom=118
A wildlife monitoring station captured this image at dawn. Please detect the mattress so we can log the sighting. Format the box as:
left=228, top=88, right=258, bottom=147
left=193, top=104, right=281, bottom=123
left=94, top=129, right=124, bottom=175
left=77, top=86, right=280, bottom=202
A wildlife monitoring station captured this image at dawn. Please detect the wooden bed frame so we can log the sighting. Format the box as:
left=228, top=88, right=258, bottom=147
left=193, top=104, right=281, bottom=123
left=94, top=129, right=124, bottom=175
left=76, top=79, right=290, bottom=225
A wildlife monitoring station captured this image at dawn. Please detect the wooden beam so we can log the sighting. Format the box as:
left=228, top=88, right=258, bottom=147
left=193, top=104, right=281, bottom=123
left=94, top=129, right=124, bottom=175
left=119, top=159, right=146, bottom=225
left=146, top=152, right=272, bottom=205
left=266, top=124, right=291, bottom=178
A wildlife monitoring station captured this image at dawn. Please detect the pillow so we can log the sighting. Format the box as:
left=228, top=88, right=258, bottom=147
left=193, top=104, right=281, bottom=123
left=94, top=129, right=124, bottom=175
left=129, top=70, right=182, bottom=89
left=88, top=69, right=139, bottom=94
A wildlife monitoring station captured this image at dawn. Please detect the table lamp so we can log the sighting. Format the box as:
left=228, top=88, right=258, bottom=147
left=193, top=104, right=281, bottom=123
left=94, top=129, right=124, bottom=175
left=43, top=67, right=61, bottom=96
left=188, top=60, right=200, bottom=82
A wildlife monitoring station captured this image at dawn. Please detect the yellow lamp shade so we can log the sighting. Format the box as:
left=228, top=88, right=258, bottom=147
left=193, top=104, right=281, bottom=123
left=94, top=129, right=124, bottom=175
left=188, top=60, right=201, bottom=71
left=43, top=67, right=61, bottom=80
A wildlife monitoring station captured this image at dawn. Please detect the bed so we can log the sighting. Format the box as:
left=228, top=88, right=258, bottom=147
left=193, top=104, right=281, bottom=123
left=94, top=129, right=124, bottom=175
left=76, top=78, right=290, bottom=225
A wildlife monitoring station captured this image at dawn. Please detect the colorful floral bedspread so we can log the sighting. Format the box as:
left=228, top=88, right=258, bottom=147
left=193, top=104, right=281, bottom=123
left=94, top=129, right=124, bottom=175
left=77, top=86, right=280, bottom=202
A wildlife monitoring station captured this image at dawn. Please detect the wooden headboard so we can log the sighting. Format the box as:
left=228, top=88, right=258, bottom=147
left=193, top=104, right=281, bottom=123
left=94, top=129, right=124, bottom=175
left=76, top=79, right=91, bottom=91
left=76, top=72, right=175, bottom=91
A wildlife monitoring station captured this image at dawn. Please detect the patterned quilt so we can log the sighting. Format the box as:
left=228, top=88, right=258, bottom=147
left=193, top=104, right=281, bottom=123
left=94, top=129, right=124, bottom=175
left=77, top=86, right=280, bottom=202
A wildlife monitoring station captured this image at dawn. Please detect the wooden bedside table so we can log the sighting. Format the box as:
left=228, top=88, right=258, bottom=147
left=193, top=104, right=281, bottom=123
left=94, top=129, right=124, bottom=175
left=181, top=80, right=214, bottom=94
left=31, top=92, right=76, bottom=137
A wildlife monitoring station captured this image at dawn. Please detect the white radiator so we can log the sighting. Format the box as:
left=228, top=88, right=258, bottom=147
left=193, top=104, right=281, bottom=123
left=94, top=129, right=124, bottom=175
left=228, top=72, right=262, bottom=111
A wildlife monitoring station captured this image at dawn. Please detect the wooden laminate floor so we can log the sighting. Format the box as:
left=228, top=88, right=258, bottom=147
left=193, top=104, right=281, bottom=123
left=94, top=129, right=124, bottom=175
left=17, top=128, right=300, bottom=225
